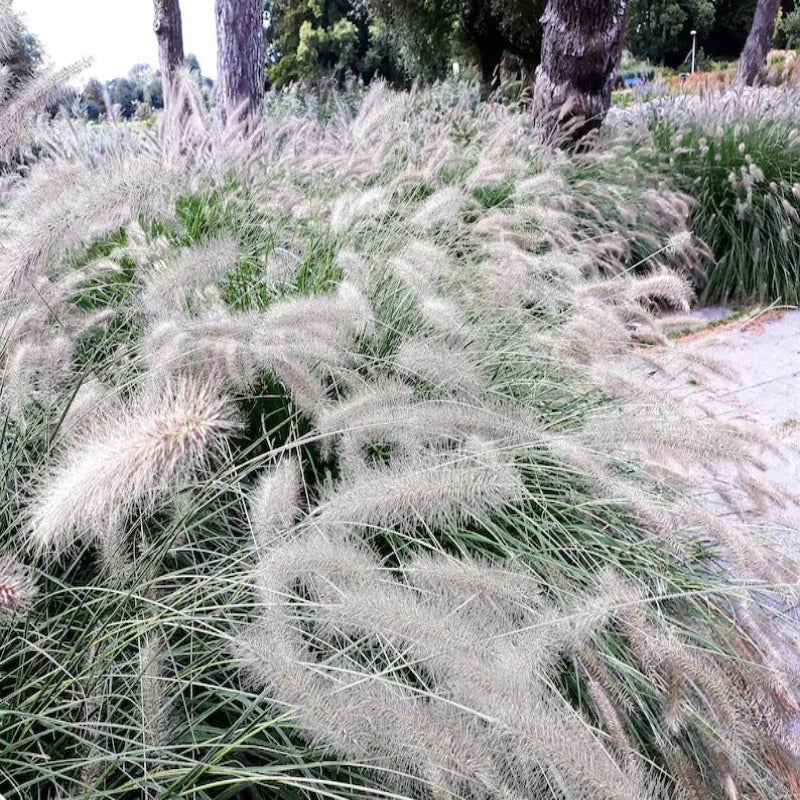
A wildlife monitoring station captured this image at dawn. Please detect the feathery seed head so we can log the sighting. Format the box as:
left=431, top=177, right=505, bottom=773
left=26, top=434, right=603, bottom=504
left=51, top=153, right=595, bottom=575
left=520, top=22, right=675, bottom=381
left=139, top=234, right=241, bottom=318
left=0, top=554, right=35, bottom=620
left=665, top=230, right=693, bottom=256
left=410, top=187, right=468, bottom=230
left=28, top=379, right=241, bottom=556
left=249, top=457, right=303, bottom=550
left=0, top=3, right=17, bottom=55
left=394, top=338, right=486, bottom=397
left=240, top=534, right=659, bottom=799
left=56, top=376, right=115, bottom=443
left=330, top=187, right=390, bottom=232
left=313, top=437, right=526, bottom=536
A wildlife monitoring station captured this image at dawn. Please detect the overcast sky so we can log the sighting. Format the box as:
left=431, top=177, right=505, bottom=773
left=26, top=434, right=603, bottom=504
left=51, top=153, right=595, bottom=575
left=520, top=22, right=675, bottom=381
left=13, top=0, right=218, bottom=82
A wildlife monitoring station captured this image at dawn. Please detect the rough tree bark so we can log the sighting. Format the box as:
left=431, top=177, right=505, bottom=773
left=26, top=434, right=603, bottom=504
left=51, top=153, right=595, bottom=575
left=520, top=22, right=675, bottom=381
left=736, top=0, right=781, bottom=86
left=532, top=0, right=628, bottom=142
left=215, top=0, right=265, bottom=124
left=153, top=0, right=184, bottom=110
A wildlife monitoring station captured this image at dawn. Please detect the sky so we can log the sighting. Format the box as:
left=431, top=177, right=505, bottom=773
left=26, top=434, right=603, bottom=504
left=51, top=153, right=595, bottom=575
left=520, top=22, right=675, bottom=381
left=13, top=0, right=218, bottom=83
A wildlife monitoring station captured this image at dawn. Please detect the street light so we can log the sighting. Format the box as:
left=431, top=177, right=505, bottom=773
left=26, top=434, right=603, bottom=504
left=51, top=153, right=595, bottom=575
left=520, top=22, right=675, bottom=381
left=690, top=30, right=697, bottom=74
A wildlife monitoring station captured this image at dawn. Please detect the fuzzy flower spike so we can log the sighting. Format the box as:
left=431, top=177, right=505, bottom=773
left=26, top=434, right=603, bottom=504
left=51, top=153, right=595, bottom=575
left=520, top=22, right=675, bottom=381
left=28, top=379, right=241, bottom=558
left=0, top=554, right=36, bottom=621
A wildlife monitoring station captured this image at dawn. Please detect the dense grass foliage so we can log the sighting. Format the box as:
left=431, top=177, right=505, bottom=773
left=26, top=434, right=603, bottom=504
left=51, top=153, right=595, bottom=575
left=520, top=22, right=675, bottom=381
left=0, top=70, right=798, bottom=799
left=611, top=90, right=800, bottom=305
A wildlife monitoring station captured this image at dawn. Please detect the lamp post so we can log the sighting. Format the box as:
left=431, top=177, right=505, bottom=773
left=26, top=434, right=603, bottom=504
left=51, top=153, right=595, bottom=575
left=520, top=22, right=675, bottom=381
left=690, top=30, right=697, bottom=74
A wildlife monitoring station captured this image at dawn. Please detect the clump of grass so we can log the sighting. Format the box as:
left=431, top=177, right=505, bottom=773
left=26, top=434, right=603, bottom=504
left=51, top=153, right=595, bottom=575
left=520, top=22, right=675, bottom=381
left=643, top=91, right=800, bottom=305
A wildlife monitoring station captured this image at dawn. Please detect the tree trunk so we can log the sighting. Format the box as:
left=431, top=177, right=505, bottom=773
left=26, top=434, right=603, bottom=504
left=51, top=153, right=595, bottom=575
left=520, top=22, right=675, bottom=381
left=153, top=0, right=184, bottom=111
left=215, top=0, right=265, bottom=124
left=736, top=0, right=781, bottom=85
left=532, top=0, right=628, bottom=142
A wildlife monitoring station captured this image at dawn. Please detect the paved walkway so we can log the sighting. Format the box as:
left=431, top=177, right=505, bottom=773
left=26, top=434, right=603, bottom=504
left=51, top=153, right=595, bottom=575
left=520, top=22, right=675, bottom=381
left=671, top=309, right=800, bottom=755
left=675, top=309, right=800, bottom=538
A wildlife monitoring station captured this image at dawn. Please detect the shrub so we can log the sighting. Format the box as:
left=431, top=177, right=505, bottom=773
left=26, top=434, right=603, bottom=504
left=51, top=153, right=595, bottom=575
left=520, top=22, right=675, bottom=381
left=619, top=90, right=800, bottom=305
left=0, top=79, right=796, bottom=798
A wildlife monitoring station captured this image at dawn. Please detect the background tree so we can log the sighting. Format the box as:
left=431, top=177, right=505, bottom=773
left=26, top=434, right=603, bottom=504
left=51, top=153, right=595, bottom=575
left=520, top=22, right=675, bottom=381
left=216, top=0, right=266, bottom=122
left=146, top=73, right=165, bottom=109
left=80, top=77, right=105, bottom=121
left=364, top=0, right=545, bottom=89
left=533, top=0, right=628, bottom=141
left=265, top=0, right=405, bottom=88
left=185, top=52, right=201, bottom=74
left=153, top=0, right=185, bottom=109
left=362, top=0, right=454, bottom=82
left=702, top=0, right=758, bottom=59
left=129, top=62, right=154, bottom=86
left=0, top=2, right=73, bottom=163
left=0, top=9, right=41, bottom=90
left=625, top=0, right=714, bottom=66
left=624, top=0, right=794, bottom=64
left=107, top=76, right=140, bottom=119
left=72, top=63, right=194, bottom=122
left=781, top=5, right=800, bottom=47
left=737, top=0, right=782, bottom=84
left=457, top=0, right=545, bottom=89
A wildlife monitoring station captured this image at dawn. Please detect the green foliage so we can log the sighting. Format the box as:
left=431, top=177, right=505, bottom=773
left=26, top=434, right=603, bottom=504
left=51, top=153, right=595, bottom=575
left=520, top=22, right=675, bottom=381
left=264, top=0, right=545, bottom=89
left=624, top=0, right=772, bottom=65
left=647, top=102, right=800, bottom=304
left=705, top=0, right=759, bottom=59
left=73, top=54, right=207, bottom=122
left=472, top=180, right=513, bottom=208
left=612, top=89, right=636, bottom=107
left=266, top=0, right=406, bottom=88
left=365, top=0, right=544, bottom=84
left=0, top=4, right=42, bottom=91
left=107, top=76, right=139, bottom=119
left=626, top=0, right=715, bottom=67
left=79, top=77, right=105, bottom=121
left=363, top=0, right=458, bottom=82
left=780, top=6, right=800, bottom=46
left=222, top=232, right=342, bottom=311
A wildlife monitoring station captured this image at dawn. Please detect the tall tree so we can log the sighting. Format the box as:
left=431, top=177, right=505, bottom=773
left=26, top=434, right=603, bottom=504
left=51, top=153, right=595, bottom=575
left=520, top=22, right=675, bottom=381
left=458, top=0, right=544, bottom=91
left=264, top=0, right=406, bottom=89
left=625, top=0, right=715, bottom=67
left=81, top=77, right=105, bottom=120
left=533, top=0, right=628, bottom=142
left=216, top=0, right=265, bottom=123
left=0, top=8, right=42, bottom=90
left=736, top=0, right=781, bottom=85
left=153, top=0, right=185, bottom=109
left=703, top=0, right=757, bottom=59
left=366, top=0, right=544, bottom=90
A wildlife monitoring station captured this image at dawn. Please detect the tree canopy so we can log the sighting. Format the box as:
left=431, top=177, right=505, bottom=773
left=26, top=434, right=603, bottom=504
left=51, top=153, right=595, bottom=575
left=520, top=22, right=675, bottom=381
left=626, top=0, right=715, bottom=67
left=71, top=55, right=208, bottom=122
left=0, top=9, right=42, bottom=89
left=264, top=0, right=406, bottom=88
